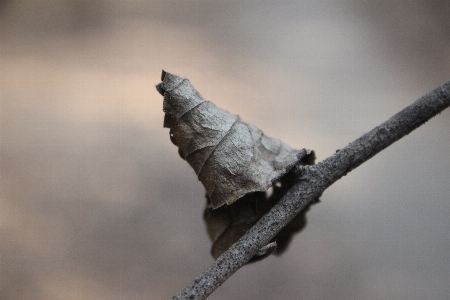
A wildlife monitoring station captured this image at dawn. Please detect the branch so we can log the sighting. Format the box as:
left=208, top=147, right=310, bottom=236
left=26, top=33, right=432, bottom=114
left=173, top=79, right=450, bottom=300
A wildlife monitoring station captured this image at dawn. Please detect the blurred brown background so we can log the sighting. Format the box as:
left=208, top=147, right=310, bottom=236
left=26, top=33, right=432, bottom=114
left=1, top=1, right=449, bottom=299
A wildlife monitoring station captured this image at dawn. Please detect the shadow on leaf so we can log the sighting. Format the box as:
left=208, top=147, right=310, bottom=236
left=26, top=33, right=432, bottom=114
left=203, top=151, right=320, bottom=264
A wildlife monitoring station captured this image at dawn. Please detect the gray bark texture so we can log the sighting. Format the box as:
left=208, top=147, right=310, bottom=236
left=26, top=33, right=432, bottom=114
left=171, top=78, right=450, bottom=300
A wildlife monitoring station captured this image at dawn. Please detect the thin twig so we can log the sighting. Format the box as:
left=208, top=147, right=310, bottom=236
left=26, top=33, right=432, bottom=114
left=173, top=79, right=450, bottom=300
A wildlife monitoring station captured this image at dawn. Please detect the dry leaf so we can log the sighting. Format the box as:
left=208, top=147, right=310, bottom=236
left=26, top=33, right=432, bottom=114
left=156, top=70, right=307, bottom=208
left=203, top=151, right=319, bottom=263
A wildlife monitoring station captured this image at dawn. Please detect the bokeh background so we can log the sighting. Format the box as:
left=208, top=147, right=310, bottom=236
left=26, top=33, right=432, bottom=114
left=1, top=1, right=450, bottom=299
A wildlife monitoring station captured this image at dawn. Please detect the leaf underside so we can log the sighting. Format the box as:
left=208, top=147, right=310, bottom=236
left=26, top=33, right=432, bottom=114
left=157, top=70, right=306, bottom=208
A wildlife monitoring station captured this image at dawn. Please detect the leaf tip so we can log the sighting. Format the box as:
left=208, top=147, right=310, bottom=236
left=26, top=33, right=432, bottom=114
left=156, top=70, right=169, bottom=96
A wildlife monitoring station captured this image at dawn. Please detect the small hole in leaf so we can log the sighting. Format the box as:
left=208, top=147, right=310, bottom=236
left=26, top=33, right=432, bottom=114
left=266, top=186, right=274, bottom=198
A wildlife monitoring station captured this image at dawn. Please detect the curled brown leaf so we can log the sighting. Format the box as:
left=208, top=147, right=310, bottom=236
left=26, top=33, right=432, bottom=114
left=156, top=70, right=307, bottom=208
